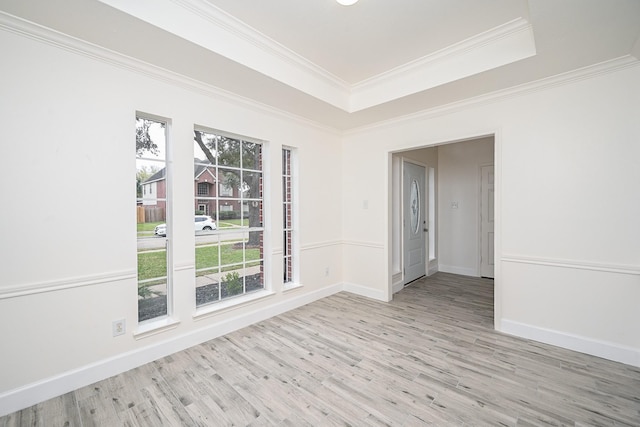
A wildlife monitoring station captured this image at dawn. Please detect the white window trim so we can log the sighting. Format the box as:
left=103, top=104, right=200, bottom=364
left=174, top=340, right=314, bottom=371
left=193, top=289, right=275, bottom=321
left=135, top=112, right=175, bottom=328
left=192, top=126, right=269, bottom=309
left=282, top=146, right=299, bottom=287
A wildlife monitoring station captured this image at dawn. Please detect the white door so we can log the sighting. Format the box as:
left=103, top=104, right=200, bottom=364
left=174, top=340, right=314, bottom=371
left=403, top=161, right=426, bottom=284
left=480, top=165, right=495, bottom=278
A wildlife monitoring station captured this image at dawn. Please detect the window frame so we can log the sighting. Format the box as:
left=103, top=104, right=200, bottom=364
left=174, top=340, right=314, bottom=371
left=135, top=112, right=174, bottom=330
left=282, top=146, right=299, bottom=290
left=192, top=126, right=269, bottom=311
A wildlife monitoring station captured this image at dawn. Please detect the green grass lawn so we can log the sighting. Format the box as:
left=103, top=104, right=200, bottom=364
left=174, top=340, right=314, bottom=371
left=137, top=221, right=163, bottom=234
left=138, top=243, right=260, bottom=281
left=217, top=218, right=248, bottom=228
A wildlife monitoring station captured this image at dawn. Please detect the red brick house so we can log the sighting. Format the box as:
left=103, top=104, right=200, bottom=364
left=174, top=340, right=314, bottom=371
left=142, top=160, right=243, bottom=219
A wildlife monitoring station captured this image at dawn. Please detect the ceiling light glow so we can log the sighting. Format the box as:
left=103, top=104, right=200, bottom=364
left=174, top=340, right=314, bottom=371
left=336, top=0, right=358, bottom=5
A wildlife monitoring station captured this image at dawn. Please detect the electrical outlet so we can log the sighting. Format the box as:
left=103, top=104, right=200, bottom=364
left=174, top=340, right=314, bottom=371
left=112, top=319, right=126, bottom=337
left=325, top=267, right=330, bottom=277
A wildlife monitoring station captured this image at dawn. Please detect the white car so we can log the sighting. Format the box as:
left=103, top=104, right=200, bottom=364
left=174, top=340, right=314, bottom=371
left=154, top=215, right=217, bottom=237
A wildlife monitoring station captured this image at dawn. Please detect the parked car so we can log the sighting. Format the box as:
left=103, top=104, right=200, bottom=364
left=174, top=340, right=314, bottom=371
left=154, top=215, right=217, bottom=237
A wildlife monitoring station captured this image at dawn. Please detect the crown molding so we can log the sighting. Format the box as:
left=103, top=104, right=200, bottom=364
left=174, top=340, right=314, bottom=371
left=170, top=0, right=350, bottom=90
left=348, top=55, right=640, bottom=135
left=99, top=0, right=352, bottom=110
left=0, top=11, right=339, bottom=136
left=98, top=0, right=538, bottom=113
left=350, top=18, right=536, bottom=111
left=356, top=18, right=532, bottom=90
left=2, top=10, right=637, bottom=136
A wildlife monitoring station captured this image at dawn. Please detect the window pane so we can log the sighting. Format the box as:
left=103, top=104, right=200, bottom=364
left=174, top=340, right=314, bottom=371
left=195, top=233, right=221, bottom=306
left=221, top=266, right=244, bottom=299
left=243, top=263, right=264, bottom=293
left=136, top=117, right=169, bottom=322
left=243, top=200, right=263, bottom=228
left=194, top=131, right=217, bottom=165
left=218, top=137, right=241, bottom=168
left=242, top=171, right=262, bottom=199
left=218, top=168, right=238, bottom=198
left=242, top=140, right=262, bottom=170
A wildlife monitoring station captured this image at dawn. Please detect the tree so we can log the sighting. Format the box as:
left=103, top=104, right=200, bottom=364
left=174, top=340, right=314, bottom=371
left=136, top=165, right=160, bottom=198
left=136, top=118, right=164, bottom=157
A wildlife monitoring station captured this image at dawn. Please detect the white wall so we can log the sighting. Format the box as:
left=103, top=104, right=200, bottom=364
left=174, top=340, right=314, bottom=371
left=0, top=22, right=344, bottom=414
left=437, top=137, right=494, bottom=276
left=342, top=61, right=640, bottom=367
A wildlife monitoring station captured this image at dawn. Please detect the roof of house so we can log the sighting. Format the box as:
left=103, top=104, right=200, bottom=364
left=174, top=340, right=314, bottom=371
left=142, top=159, right=216, bottom=184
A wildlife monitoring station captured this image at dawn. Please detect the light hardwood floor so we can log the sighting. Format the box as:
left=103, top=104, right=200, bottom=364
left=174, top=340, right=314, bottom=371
left=2, top=272, right=639, bottom=426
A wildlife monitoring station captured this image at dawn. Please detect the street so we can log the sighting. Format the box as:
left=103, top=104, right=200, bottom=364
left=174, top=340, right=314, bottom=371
left=137, top=230, right=250, bottom=251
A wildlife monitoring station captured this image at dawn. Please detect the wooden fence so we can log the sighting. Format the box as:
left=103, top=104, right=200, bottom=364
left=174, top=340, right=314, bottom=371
left=137, top=206, right=165, bottom=223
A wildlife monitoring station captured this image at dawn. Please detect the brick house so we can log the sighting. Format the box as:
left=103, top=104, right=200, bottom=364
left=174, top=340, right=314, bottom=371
left=142, top=160, right=243, bottom=218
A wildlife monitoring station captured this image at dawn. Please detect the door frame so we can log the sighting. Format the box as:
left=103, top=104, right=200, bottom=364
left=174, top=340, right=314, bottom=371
left=478, top=163, right=495, bottom=278
left=387, top=130, right=502, bottom=331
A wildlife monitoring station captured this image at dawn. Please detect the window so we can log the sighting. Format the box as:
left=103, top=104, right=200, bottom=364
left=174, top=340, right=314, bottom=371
left=282, top=147, right=295, bottom=285
left=135, top=115, right=171, bottom=323
left=193, top=129, right=264, bottom=307
left=197, top=182, right=209, bottom=196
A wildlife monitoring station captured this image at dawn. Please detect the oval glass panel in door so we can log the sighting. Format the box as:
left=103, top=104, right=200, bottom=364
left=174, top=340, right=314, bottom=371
left=410, top=179, right=420, bottom=235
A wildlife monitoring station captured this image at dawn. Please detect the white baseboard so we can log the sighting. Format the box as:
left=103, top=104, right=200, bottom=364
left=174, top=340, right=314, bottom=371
left=438, top=264, right=478, bottom=277
left=392, top=282, right=404, bottom=294
left=428, top=265, right=439, bottom=276
left=392, top=277, right=404, bottom=294
left=501, top=319, right=640, bottom=368
left=0, top=283, right=343, bottom=417
left=342, top=282, right=389, bottom=302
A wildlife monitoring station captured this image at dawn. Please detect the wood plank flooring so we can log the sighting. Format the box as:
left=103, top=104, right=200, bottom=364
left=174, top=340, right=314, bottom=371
left=2, top=272, right=639, bottom=426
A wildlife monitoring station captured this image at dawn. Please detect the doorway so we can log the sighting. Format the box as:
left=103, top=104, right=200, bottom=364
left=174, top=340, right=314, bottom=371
left=390, top=134, right=498, bottom=326
left=391, top=135, right=496, bottom=308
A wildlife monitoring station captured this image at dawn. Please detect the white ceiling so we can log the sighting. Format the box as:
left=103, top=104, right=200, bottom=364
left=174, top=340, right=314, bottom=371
left=1, top=0, right=639, bottom=130
left=205, top=0, right=529, bottom=84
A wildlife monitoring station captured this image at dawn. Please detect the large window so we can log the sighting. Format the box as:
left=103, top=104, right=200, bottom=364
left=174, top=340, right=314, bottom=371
left=282, top=147, right=295, bottom=285
left=193, top=129, right=264, bottom=307
left=135, top=115, right=170, bottom=323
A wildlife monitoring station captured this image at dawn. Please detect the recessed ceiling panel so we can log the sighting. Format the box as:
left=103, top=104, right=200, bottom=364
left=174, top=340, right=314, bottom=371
left=207, top=0, right=529, bottom=83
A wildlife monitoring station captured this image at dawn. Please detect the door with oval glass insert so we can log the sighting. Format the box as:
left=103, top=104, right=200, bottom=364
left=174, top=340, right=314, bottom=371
left=403, top=161, right=426, bottom=284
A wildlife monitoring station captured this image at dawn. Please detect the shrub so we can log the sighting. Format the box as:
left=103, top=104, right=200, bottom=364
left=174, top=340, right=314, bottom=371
left=138, top=283, right=161, bottom=299
left=223, top=271, right=242, bottom=296
left=218, top=210, right=240, bottom=220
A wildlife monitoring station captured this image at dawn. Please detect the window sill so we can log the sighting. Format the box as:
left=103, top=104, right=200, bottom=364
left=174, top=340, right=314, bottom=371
left=193, top=289, right=274, bottom=321
left=133, top=317, right=180, bottom=340
left=283, top=282, right=303, bottom=292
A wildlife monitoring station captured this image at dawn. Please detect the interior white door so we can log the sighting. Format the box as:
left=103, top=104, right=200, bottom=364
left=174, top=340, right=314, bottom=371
left=403, top=161, right=426, bottom=284
left=480, top=165, right=495, bottom=278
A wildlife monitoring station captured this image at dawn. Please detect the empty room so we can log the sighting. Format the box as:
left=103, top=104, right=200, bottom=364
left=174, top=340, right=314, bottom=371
left=1, top=0, right=639, bottom=425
